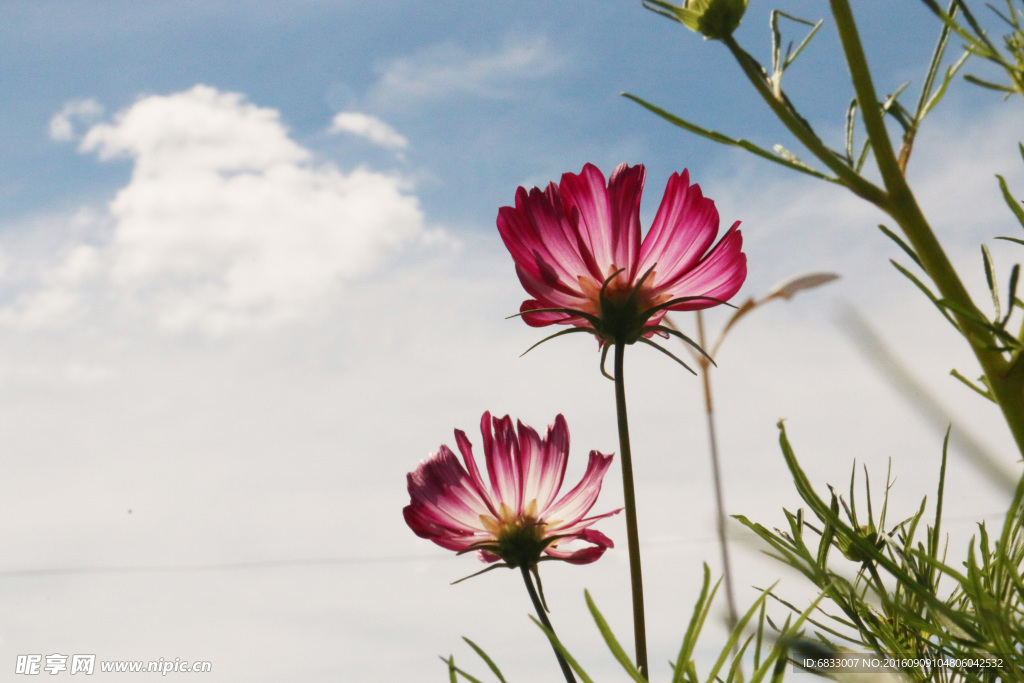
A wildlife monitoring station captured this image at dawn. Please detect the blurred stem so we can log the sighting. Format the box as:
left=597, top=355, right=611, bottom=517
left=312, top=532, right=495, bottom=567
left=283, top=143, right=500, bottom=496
left=613, top=341, right=648, bottom=679
left=521, top=566, right=576, bottom=683
left=827, top=0, right=1024, bottom=464
left=695, top=311, right=740, bottom=635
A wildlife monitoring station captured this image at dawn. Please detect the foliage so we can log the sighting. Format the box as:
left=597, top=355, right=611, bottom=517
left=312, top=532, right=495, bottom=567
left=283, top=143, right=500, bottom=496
left=430, top=1, right=1024, bottom=679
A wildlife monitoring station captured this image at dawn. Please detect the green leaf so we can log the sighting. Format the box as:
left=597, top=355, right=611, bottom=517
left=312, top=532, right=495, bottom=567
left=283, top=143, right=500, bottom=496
left=983, top=243, right=1001, bottom=320
left=705, top=584, right=777, bottom=682
left=672, top=564, right=720, bottom=682
left=780, top=13, right=822, bottom=70
left=622, top=93, right=840, bottom=183
left=441, top=656, right=485, bottom=683
left=774, top=421, right=984, bottom=640
left=1004, top=263, right=1020, bottom=326
left=889, top=260, right=957, bottom=329
left=461, top=638, right=507, bottom=683
left=950, top=368, right=996, bottom=401
left=583, top=591, right=647, bottom=681
left=963, top=74, right=1018, bottom=92
left=997, top=173, right=1024, bottom=228
left=878, top=224, right=923, bottom=269
left=528, top=616, right=595, bottom=683
left=916, top=1, right=962, bottom=120
left=845, top=99, right=857, bottom=165
left=921, top=52, right=969, bottom=119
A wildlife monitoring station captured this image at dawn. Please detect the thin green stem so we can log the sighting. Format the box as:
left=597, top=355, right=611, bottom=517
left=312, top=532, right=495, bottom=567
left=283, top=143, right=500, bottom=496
left=719, top=34, right=886, bottom=205
left=613, top=341, right=648, bottom=679
left=520, top=565, right=576, bottom=683
left=695, top=311, right=740, bottom=636
left=828, top=0, right=1024, bottom=464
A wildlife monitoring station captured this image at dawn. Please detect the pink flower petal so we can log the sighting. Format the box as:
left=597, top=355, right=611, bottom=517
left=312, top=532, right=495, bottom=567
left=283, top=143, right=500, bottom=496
left=404, top=413, right=617, bottom=567
left=405, top=446, right=493, bottom=532
left=543, top=450, right=614, bottom=525
left=517, top=414, right=569, bottom=512
left=544, top=529, right=616, bottom=564
left=482, top=414, right=523, bottom=512
left=497, top=163, right=748, bottom=345
left=638, top=171, right=719, bottom=279
left=653, top=223, right=746, bottom=310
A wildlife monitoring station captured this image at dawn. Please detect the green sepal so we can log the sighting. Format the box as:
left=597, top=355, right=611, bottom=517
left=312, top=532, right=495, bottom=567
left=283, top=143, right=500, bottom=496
left=647, top=324, right=717, bottom=367
left=637, top=337, right=697, bottom=375
left=518, top=327, right=594, bottom=358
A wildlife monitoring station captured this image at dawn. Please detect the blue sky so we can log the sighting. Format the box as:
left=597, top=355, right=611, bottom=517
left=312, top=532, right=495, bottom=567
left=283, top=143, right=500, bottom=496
left=1, top=1, right=1023, bottom=681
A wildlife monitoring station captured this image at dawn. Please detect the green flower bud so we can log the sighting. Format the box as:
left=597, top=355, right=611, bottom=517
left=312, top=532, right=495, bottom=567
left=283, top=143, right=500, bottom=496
left=837, top=524, right=885, bottom=564
left=672, top=0, right=748, bottom=40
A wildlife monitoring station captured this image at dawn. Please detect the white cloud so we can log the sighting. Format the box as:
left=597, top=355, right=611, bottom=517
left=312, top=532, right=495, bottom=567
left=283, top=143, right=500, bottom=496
left=48, top=98, right=104, bottom=141
left=329, top=112, right=408, bottom=150
left=370, top=35, right=561, bottom=107
left=13, top=85, right=434, bottom=333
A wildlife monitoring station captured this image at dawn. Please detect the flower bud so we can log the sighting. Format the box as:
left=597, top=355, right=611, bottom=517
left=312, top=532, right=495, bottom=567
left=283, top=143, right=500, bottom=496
left=837, top=524, right=885, bottom=564
left=672, top=0, right=748, bottom=40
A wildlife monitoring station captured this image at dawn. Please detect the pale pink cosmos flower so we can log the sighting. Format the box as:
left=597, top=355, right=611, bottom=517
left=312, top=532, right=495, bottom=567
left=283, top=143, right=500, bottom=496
left=404, top=412, right=619, bottom=568
left=497, top=163, right=746, bottom=347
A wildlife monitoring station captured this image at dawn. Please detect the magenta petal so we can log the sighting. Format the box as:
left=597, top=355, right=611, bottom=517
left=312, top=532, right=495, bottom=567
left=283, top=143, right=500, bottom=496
left=520, top=302, right=577, bottom=327
left=605, top=163, right=644, bottom=278
left=655, top=224, right=746, bottom=310
left=517, top=414, right=569, bottom=511
left=403, top=505, right=481, bottom=552
left=498, top=185, right=591, bottom=288
left=454, top=427, right=496, bottom=516
left=545, top=529, right=616, bottom=564
left=544, top=450, right=614, bottom=524
left=557, top=164, right=614, bottom=280
left=638, top=171, right=719, bottom=279
left=405, top=447, right=493, bottom=533
left=483, top=414, right=522, bottom=511
left=404, top=412, right=618, bottom=568
left=496, top=163, right=747, bottom=343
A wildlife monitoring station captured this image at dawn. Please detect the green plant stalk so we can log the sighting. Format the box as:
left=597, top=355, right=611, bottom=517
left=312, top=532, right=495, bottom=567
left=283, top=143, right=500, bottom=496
left=720, top=1, right=1024, bottom=460
left=827, top=0, right=1024, bottom=528
left=719, top=34, right=886, bottom=205
left=521, top=566, right=576, bottom=683
left=613, top=341, right=648, bottom=679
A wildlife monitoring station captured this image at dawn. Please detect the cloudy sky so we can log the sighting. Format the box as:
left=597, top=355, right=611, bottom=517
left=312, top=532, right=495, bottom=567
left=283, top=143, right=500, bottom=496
left=2, top=1, right=1023, bottom=680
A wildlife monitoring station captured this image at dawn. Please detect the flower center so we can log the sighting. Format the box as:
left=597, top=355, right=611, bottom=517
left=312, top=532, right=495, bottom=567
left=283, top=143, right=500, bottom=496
left=479, top=500, right=550, bottom=568
left=576, top=265, right=672, bottom=344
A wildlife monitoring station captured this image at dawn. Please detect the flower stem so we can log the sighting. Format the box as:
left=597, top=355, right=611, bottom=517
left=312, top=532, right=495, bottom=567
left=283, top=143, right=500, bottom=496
left=695, top=311, right=740, bottom=634
left=520, top=565, right=576, bottom=683
left=613, top=341, right=649, bottom=679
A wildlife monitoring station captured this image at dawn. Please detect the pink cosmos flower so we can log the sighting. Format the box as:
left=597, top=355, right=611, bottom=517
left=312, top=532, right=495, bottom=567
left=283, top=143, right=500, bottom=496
left=404, top=412, right=619, bottom=568
left=497, top=163, right=746, bottom=347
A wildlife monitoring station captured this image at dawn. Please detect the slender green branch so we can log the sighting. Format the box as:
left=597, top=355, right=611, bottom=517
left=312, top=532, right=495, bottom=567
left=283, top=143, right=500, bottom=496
left=613, top=341, right=649, bottom=679
left=718, top=34, right=887, bottom=204
left=828, top=0, right=1024, bottom=459
left=521, top=566, right=576, bottom=683
left=826, top=0, right=905, bottom=191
